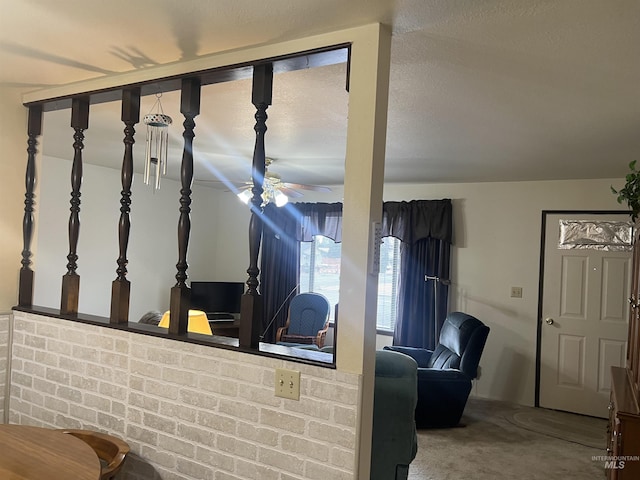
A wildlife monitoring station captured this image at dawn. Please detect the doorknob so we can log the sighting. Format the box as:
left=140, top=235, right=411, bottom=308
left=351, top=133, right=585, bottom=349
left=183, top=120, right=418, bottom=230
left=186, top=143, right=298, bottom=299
left=545, top=318, right=554, bottom=325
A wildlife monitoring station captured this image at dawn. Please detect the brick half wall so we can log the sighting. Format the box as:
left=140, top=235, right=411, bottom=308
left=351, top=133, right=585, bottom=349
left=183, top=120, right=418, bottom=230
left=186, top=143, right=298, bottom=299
left=8, top=311, right=360, bottom=479
left=0, top=313, right=9, bottom=422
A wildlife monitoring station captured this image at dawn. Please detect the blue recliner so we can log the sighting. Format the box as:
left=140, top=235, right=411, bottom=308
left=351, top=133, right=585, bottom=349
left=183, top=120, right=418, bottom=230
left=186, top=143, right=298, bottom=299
left=385, top=312, right=489, bottom=428
left=371, top=350, right=418, bottom=480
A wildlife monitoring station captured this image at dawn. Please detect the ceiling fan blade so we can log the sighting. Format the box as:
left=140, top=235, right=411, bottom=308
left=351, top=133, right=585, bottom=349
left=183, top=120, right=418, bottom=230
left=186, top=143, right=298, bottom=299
left=193, top=179, right=249, bottom=192
left=282, top=182, right=332, bottom=192
left=280, top=187, right=305, bottom=198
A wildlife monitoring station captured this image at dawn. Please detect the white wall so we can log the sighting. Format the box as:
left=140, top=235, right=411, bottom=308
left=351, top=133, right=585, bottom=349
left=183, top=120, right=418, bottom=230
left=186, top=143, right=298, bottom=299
left=0, top=87, right=29, bottom=312
left=34, top=156, right=230, bottom=322
left=205, top=192, right=251, bottom=284
left=0, top=86, right=30, bottom=421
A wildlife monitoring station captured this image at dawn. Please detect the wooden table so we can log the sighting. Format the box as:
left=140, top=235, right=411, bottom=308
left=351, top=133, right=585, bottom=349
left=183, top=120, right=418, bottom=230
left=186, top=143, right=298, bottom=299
left=0, top=425, right=101, bottom=480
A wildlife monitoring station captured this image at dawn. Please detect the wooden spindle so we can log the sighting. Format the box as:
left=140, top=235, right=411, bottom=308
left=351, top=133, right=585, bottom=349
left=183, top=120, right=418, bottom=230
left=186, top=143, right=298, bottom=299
left=240, top=63, right=272, bottom=349
left=61, top=97, right=89, bottom=315
left=110, top=88, right=140, bottom=324
left=169, top=78, right=201, bottom=335
left=18, top=105, right=43, bottom=306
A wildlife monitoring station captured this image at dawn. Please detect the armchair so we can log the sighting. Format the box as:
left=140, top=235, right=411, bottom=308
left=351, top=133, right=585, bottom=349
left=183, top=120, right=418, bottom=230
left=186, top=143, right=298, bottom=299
left=276, top=292, right=330, bottom=348
left=371, top=350, right=418, bottom=480
left=385, top=312, right=489, bottom=428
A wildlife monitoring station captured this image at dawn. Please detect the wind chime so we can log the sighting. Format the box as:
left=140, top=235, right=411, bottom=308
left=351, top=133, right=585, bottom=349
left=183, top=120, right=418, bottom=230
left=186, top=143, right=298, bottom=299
left=143, top=92, right=172, bottom=192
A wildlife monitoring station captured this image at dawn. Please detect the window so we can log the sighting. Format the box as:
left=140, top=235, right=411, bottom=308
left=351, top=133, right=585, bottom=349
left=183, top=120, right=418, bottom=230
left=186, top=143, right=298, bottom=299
left=377, top=236, right=401, bottom=331
left=300, top=235, right=401, bottom=331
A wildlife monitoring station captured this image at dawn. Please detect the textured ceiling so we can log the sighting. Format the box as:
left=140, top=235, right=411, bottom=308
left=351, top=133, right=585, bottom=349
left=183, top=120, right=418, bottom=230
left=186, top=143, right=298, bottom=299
left=1, top=0, right=639, bottom=189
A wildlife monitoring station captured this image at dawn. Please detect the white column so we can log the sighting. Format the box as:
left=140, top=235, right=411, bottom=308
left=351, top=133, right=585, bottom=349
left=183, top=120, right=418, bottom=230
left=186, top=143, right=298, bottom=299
left=337, top=23, right=392, bottom=478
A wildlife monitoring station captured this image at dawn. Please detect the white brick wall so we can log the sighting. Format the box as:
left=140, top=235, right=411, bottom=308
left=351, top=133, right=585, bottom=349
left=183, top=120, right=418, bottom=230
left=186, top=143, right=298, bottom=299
left=0, top=313, right=9, bottom=421
left=9, top=311, right=361, bottom=479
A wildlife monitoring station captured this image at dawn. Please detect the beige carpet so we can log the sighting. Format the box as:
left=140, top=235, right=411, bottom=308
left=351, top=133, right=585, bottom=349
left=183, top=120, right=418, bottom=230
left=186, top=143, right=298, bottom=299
left=508, top=407, right=607, bottom=450
left=409, top=397, right=607, bottom=480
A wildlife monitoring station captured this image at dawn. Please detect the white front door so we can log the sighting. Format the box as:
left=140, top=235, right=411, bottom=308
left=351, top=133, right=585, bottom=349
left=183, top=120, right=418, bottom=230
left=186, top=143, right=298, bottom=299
left=539, top=212, right=631, bottom=418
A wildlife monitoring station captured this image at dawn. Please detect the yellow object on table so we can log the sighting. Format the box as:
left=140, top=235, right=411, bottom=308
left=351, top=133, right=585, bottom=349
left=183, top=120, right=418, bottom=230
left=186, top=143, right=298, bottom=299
left=158, top=309, right=212, bottom=335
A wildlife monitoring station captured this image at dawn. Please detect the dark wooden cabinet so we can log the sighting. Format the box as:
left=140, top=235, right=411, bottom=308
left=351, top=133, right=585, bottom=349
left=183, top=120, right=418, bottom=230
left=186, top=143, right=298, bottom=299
left=607, top=367, right=640, bottom=479
left=607, top=226, right=640, bottom=479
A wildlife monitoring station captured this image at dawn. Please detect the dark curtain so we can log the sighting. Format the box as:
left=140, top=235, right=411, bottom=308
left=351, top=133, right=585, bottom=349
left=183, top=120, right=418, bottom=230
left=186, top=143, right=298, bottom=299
left=260, top=202, right=343, bottom=342
left=393, top=238, right=451, bottom=348
left=260, top=204, right=300, bottom=342
left=294, top=202, right=343, bottom=242
left=383, top=200, right=453, bottom=350
left=382, top=199, right=452, bottom=244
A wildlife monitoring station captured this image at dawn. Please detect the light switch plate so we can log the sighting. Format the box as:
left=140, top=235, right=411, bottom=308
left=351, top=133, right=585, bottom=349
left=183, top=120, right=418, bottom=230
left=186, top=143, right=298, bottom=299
left=510, top=286, right=523, bottom=298
left=275, top=368, right=300, bottom=400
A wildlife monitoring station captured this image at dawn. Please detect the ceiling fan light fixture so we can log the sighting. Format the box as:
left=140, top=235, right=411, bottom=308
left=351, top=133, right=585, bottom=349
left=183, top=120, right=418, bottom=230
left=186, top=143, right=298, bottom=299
left=237, top=189, right=252, bottom=204
left=237, top=184, right=289, bottom=208
left=274, top=190, right=289, bottom=207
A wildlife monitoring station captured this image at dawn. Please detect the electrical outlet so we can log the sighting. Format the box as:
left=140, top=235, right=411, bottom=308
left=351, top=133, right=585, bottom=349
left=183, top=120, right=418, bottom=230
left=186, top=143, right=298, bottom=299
left=275, top=368, right=300, bottom=400
left=510, top=286, right=523, bottom=298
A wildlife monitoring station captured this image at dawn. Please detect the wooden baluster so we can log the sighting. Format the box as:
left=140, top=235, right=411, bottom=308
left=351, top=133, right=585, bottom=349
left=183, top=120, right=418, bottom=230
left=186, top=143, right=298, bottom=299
left=18, top=105, right=43, bottom=306
left=61, top=97, right=89, bottom=315
left=110, top=88, right=141, bottom=324
left=240, top=63, right=273, bottom=349
left=169, top=78, right=201, bottom=335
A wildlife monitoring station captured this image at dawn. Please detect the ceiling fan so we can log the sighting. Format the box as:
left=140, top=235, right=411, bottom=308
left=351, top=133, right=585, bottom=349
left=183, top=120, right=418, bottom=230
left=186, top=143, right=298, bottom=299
left=235, top=158, right=332, bottom=207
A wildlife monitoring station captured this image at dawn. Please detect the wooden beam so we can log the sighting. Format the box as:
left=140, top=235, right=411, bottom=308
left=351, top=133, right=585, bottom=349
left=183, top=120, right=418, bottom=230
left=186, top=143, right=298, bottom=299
left=18, top=105, right=43, bottom=306
left=170, top=77, right=201, bottom=335
left=110, top=88, right=141, bottom=324
left=61, top=97, right=89, bottom=315
left=240, top=63, right=273, bottom=349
